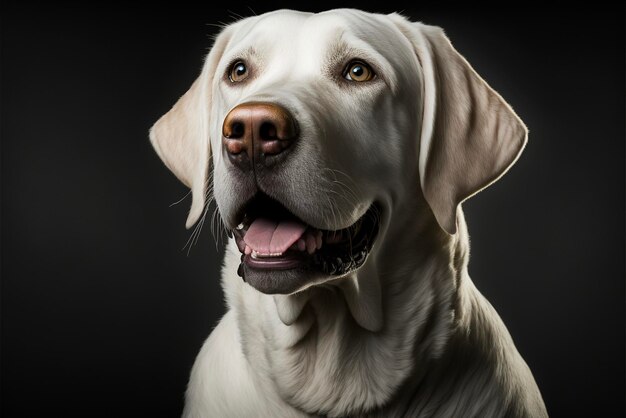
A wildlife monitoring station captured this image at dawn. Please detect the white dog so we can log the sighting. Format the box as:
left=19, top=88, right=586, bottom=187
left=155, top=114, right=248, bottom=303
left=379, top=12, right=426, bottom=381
left=150, top=9, right=548, bottom=417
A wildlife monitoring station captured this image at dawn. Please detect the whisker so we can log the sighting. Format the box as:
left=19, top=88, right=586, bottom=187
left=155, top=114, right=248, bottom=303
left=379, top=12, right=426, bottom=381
left=211, top=204, right=223, bottom=251
left=183, top=202, right=209, bottom=256
left=181, top=173, right=214, bottom=255
left=322, top=167, right=361, bottom=201
left=169, top=190, right=192, bottom=207
left=226, top=9, right=247, bottom=22
left=190, top=214, right=206, bottom=253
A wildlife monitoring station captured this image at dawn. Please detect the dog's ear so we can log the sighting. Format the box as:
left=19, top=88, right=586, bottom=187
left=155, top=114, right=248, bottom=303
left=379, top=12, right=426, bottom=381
left=149, top=28, right=232, bottom=229
left=390, top=15, right=528, bottom=235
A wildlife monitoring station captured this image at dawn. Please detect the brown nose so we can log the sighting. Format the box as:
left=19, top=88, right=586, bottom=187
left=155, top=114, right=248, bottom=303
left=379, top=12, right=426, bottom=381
left=222, top=102, right=298, bottom=171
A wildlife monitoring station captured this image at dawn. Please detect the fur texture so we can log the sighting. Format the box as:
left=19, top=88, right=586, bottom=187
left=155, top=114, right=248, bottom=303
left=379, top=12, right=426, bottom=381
left=150, top=9, right=548, bottom=417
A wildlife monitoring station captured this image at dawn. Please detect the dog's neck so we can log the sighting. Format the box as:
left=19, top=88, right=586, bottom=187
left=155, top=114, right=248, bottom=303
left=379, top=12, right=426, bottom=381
left=224, top=196, right=470, bottom=416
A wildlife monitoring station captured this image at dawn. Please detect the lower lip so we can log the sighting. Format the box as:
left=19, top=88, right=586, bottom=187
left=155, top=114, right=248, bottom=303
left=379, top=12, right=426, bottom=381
left=244, top=253, right=305, bottom=270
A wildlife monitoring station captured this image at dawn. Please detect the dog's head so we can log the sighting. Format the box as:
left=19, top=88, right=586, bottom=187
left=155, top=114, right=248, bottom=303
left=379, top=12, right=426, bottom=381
left=150, top=9, right=526, bottom=295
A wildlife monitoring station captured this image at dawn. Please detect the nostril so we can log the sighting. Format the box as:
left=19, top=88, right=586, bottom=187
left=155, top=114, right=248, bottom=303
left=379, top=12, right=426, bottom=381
left=259, top=122, right=277, bottom=140
left=223, top=102, right=298, bottom=168
left=230, top=121, right=245, bottom=139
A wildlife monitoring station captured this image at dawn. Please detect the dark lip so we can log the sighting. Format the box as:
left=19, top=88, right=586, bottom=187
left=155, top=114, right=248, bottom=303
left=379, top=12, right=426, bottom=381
left=243, top=251, right=305, bottom=270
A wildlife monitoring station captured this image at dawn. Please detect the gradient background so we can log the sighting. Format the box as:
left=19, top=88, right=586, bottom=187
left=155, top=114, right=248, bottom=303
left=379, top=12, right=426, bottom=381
left=1, top=2, right=624, bottom=417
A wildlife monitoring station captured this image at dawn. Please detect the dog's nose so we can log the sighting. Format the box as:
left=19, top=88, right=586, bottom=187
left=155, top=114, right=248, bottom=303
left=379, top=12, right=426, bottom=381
left=222, top=102, right=298, bottom=170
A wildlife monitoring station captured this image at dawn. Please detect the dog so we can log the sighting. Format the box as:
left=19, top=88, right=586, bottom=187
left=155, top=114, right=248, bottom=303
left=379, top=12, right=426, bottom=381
left=150, top=9, right=548, bottom=417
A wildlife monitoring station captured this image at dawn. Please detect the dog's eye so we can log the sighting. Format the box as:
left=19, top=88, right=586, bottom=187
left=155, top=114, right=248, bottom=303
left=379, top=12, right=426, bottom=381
left=343, top=61, right=374, bottom=82
left=229, top=61, right=249, bottom=83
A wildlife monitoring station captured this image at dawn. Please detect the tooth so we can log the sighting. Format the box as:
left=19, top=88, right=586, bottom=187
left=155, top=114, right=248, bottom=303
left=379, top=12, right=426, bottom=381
left=245, top=245, right=252, bottom=255
left=236, top=223, right=244, bottom=230
left=315, top=231, right=322, bottom=249
left=306, top=234, right=317, bottom=254
left=297, top=239, right=306, bottom=251
left=251, top=250, right=284, bottom=258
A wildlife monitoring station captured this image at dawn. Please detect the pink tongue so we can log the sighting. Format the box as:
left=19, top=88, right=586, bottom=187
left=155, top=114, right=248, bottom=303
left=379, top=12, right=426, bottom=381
left=244, top=218, right=307, bottom=255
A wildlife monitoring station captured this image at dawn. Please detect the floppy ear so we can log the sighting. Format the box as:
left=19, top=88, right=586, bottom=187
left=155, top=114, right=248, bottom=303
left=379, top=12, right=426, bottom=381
left=149, top=29, right=232, bottom=229
left=391, top=16, right=528, bottom=234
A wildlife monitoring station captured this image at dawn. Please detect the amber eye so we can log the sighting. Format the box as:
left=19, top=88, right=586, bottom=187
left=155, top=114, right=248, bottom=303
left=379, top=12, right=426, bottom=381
left=343, top=61, right=374, bottom=82
left=229, top=61, right=249, bottom=82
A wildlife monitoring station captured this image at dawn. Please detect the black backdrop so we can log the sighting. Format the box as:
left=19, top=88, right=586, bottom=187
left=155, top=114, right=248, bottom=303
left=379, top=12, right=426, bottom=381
left=1, top=2, right=624, bottom=417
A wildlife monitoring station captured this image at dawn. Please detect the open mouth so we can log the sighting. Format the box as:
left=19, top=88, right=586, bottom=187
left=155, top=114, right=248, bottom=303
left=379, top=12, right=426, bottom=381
left=232, top=193, right=380, bottom=279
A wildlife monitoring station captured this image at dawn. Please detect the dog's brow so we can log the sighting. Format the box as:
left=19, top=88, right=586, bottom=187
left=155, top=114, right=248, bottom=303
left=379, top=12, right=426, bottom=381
left=325, top=39, right=350, bottom=64
left=221, top=47, right=259, bottom=71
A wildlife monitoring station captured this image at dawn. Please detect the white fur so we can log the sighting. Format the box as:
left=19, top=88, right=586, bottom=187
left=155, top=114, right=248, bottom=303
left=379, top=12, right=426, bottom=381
left=150, top=9, right=548, bottom=417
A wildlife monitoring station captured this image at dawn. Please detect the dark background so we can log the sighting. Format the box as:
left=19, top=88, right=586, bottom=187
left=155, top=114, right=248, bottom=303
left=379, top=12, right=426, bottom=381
left=1, top=1, right=623, bottom=417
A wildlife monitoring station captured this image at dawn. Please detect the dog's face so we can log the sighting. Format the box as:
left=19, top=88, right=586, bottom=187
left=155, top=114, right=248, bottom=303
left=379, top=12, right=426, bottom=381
left=150, top=9, right=527, bottom=295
